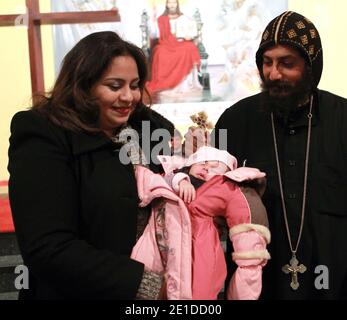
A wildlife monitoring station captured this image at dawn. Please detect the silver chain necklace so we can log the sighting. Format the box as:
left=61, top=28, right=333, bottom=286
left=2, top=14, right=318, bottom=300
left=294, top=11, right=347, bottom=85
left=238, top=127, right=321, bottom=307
left=270, top=95, right=313, bottom=290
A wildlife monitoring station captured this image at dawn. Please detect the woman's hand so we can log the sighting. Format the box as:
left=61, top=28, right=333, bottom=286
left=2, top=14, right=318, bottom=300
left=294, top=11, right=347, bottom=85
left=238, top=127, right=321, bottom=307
left=158, top=278, right=167, bottom=300
left=178, top=179, right=196, bottom=203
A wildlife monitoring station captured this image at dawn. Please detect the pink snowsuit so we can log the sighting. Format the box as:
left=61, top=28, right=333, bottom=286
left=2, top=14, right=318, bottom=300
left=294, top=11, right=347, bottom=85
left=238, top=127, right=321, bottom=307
left=188, top=168, right=271, bottom=300
left=131, top=165, right=270, bottom=300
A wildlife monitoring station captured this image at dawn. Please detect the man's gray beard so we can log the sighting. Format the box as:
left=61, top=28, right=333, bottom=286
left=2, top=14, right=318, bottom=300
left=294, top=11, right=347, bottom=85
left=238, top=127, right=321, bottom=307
left=260, top=69, right=314, bottom=121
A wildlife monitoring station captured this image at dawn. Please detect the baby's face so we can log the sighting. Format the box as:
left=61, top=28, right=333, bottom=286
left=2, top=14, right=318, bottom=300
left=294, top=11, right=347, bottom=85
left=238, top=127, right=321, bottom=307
left=189, top=161, right=228, bottom=181
left=189, top=162, right=209, bottom=180
left=205, top=161, right=228, bottom=180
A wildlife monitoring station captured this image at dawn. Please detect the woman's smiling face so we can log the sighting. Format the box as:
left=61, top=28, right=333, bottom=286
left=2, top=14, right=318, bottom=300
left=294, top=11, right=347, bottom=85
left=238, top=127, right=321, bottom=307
left=92, top=55, right=141, bottom=136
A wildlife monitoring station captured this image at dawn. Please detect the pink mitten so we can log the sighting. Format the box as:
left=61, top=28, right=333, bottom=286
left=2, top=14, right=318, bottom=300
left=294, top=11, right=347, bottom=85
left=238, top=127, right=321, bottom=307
left=227, top=224, right=271, bottom=300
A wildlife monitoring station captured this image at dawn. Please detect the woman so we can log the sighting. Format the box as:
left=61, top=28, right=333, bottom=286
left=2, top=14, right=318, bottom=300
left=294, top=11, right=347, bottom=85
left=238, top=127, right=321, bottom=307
left=8, top=31, right=173, bottom=299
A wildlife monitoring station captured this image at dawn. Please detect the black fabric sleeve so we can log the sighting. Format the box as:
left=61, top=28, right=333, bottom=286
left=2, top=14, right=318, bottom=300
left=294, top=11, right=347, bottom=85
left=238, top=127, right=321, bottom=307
left=8, top=111, right=144, bottom=299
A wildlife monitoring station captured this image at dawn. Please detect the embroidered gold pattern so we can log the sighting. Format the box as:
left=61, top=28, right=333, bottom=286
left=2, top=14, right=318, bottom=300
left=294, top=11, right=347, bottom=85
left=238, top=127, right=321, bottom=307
left=310, top=29, right=317, bottom=38
left=300, top=35, right=308, bottom=45
left=263, top=30, right=269, bottom=40
left=287, top=29, right=297, bottom=38
left=295, top=21, right=305, bottom=29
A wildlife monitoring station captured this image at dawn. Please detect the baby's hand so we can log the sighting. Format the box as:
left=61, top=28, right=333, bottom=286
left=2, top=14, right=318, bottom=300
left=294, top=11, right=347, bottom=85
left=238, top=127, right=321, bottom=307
left=178, top=179, right=196, bottom=203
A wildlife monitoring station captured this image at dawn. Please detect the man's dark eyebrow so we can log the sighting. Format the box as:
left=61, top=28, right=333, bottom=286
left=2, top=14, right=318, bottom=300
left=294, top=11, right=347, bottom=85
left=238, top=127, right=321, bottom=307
left=263, top=54, right=297, bottom=60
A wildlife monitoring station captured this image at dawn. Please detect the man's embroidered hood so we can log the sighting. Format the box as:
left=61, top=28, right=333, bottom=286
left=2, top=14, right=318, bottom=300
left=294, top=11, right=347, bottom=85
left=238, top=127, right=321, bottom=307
left=255, top=11, right=323, bottom=88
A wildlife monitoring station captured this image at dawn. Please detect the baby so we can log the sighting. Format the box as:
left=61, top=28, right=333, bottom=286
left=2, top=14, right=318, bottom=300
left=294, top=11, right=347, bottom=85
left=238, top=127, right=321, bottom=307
left=169, top=148, right=235, bottom=203
left=163, top=146, right=270, bottom=300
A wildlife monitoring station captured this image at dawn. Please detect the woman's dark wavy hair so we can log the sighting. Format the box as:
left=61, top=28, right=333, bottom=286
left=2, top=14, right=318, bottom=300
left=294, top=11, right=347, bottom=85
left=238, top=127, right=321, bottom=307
left=32, top=31, right=151, bottom=133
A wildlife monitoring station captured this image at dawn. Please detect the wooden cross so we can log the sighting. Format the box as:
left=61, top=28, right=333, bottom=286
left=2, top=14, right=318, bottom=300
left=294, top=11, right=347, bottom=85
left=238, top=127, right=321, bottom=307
left=0, top=0, right=120, bottom=99
left=282, top=255, right=307, bottom=290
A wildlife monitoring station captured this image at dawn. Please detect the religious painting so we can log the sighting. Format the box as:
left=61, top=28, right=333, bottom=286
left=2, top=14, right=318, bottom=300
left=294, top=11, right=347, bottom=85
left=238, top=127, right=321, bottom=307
left=51, top=0, right=287, bottom=132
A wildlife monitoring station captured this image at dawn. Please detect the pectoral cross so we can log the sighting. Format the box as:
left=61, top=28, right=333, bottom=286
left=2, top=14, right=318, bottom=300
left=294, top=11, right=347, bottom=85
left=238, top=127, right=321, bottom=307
left=282, top=255, right=307, bottom=290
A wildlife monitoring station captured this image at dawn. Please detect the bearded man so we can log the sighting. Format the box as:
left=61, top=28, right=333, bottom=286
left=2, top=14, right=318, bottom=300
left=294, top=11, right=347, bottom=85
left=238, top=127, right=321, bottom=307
left=214, top=11, right=347, bottom=299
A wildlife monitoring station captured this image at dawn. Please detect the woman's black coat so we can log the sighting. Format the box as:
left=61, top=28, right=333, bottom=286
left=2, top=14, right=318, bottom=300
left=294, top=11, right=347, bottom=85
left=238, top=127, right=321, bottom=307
left=8, top=108, right=173, bottom=299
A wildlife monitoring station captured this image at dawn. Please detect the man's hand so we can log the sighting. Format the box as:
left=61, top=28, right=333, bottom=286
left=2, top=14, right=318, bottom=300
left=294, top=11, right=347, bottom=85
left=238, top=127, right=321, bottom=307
left=178, top=179, right=196, bottom=203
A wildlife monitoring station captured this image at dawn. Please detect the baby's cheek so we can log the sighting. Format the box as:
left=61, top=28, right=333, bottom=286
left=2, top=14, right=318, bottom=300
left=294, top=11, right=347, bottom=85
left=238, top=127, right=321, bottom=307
left=208, top=163, right=228, bottom=176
